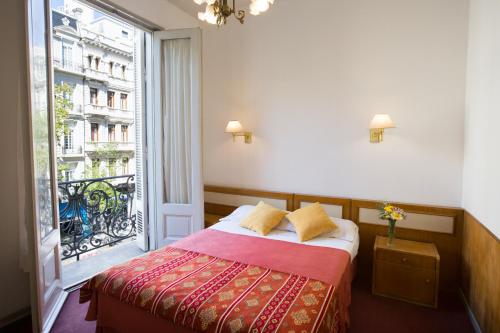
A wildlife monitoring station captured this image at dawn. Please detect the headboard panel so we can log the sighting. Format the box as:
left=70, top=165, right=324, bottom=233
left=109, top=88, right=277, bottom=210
left=204, top=185, right=294, bottom=217
left=293, top=194, right=351, bottom=220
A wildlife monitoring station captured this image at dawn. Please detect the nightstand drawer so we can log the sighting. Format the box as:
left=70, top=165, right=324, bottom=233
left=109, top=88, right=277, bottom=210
left=376, top=248, right=436, bottom=270
left=373, top=260, right=437, bottom=306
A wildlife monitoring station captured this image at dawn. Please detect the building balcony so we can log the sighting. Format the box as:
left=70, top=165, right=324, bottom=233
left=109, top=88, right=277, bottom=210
left=85, top=141, right=135, bottom=153
left=108, top=108, right=135, bottom=122
left=68, top=105, right=84, bottom=118
left=58, top=145, right=84, bottom=158
left=58, top=174, right=136, bottom=263
left=85, top=104, right=109, bottom=117
left=53, top=58, right=84, bottom=76
left=84, top=67, right=110, bottom=82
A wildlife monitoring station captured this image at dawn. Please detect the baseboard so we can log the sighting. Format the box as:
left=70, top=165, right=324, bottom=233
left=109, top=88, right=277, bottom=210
left=459, top=288, right=482, bottom=333
left=0, top=307, right=31, bottom=329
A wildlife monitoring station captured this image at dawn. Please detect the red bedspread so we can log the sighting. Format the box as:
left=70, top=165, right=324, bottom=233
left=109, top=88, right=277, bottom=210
left=81, top=229, right=352, bottom=333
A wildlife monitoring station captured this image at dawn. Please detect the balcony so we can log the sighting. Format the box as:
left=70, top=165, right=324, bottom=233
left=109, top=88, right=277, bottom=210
left=85, top=141, right=135, bottom=153
left=59, top=145, right=84, bottom=158
left=53, top=58, right=84, bottom=76
left=84, top=67, right=110, bottom=82
left=58, top=175, right=136, bottom=262
left=85, top=104, right=109, bottom=117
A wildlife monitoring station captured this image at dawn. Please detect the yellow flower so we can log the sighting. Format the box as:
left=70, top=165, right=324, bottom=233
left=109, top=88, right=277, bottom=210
left=391, top=212, right=402, bottom=220
left=384, top=205, right=393, bottom=213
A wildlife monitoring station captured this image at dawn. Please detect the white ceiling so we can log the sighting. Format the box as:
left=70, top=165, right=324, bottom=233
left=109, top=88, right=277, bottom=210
left=168, top=0, right=253, bottom=18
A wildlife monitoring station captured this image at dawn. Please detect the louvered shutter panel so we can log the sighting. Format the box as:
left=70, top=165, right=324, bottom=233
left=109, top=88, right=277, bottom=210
left=134, top=31, right=148, bottom=251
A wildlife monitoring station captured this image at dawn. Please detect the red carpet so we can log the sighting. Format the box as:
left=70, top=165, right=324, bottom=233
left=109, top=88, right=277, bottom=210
left=1, top=279, right=475, bottom=333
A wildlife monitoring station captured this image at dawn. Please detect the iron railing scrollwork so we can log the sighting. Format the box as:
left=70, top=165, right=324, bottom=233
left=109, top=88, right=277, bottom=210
left=58, top=175, right=136, bottom=260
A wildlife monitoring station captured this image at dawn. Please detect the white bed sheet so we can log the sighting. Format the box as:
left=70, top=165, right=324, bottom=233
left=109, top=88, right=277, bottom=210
left=209, top=220, right=359, bottom=261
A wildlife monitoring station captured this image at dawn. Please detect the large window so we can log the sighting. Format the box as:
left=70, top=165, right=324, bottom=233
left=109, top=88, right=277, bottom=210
left=108, top=124, right=116, bottom=142
left=120, top=93, right=128, bottom=110
left=108, top=158, right=116, bottom=176
left=107, top=91, right=115, bottom=108
left=64, top=127, right=73, bottom=150
left=90, top=88, right=98, bottom=105
left=91, top=123, right=99, bottom=142
left=62, top=44, right=73, bottom=68
left=121, top=125, right=128, bottom=142
left=122, top=157, right=129, bottom=174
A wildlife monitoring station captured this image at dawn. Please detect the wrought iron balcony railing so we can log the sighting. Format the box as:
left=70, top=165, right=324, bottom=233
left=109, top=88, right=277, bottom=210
left=58, top=175, right=136, bottom=261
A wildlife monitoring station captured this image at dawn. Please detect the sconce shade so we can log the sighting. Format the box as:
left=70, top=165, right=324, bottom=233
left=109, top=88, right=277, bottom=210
left=225, top=120, right=244, bottom=133
left=370, top=114, right=395, bottom=129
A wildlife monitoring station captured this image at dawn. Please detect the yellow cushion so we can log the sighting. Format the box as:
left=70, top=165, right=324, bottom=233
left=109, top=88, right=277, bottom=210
left=239, top=201, right=288, bottom=236
left=286, top=202, right=338, bottom=242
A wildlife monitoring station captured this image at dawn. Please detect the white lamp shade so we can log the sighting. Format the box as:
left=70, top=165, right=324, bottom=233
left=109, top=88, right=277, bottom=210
left=370, top=114, right=395, bottom=129
left=225, top=121, right=244, bottom=133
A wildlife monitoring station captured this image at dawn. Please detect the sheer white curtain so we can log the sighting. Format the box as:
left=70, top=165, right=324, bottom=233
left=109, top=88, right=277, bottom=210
left=161, top=38, right=192, bottom=204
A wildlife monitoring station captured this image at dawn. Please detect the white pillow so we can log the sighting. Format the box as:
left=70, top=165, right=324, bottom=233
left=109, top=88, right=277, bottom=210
left=220, top=205, right=290, bottom=226
left=219, top=205, right=256, bottom=222
left=275, top=216, right=358, bottom=242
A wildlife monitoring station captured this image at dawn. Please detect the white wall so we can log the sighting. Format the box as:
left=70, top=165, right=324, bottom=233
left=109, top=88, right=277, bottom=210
left=462, top=0, right=500, bottom=238
left=109, top=0, right=198, bottom=29
left=202, top=0, right=469, bottom=207
left=0, top=0, right=32, bottom=322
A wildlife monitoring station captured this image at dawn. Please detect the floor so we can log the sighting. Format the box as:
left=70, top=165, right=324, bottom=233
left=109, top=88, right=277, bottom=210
left=1, top=278, right=475, bottom=333
left=62, top=240, right=145, bottom=287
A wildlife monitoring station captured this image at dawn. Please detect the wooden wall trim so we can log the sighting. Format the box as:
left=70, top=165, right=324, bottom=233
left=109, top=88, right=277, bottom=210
left=351, top=199, right=463, bottom=235
left=461, top=211, right=500, bottom=333
left=293, top=194, right=351, bottom=220
left=204, top=185, right=294, bottom=211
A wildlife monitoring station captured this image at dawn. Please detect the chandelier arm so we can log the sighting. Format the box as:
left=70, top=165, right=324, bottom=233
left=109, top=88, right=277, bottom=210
left=232, top=0, right=246, bottom=24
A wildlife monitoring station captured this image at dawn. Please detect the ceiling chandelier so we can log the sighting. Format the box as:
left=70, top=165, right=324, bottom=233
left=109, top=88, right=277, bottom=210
left=194, top=0, right=275, bottom=26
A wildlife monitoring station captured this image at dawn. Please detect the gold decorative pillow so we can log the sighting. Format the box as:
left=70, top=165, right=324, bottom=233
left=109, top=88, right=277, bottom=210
left=286, top=202, right=338, bottom=242
left=239, top=201, right=288, bottom=236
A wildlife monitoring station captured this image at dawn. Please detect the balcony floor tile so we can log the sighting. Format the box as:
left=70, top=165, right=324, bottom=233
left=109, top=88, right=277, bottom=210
left=62, top=240, right=145, bottom=288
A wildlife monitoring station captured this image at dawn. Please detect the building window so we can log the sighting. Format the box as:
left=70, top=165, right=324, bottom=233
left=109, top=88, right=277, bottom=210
left=108, top=61, right=114, bottom=75
left=90, top=88, right=98, bottom=105
left=121, top=65, right=126, bottom=79
left=121, top=125, right=128, bottom=142
left=62, top=44, right=73, bottom=68
left=122, top=157, right=129, bottom=174
left=108, top=124, right=115, bottom=142
left=64, top=170, right=73, bottom=182
left=108, top=159, right=116, bottom=176
left=95, top=57, right=100, bottom=70
left=63, top=127, right=74, bottom=150
left=107, top=91, right=115, bottom=108
left=87, top=55, right=93, bottom=68
left=91, top=158, right=100, bottom=177
left=120, top=93, right=127, bottom=110
left=91, top=123, right=99, bottom=142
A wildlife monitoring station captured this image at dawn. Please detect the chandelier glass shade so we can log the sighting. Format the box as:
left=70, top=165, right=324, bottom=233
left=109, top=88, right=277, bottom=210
left=195, top=0, right=275, bottom=26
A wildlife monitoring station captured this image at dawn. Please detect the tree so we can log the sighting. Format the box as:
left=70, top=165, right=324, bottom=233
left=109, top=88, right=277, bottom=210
left=54, top=83, right=73, bottom=181
left=54, top=83, right=73, bottom=144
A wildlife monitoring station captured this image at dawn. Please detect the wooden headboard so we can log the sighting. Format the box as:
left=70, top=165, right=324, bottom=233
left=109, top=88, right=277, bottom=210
left=204, top=185, right=464, bottom=291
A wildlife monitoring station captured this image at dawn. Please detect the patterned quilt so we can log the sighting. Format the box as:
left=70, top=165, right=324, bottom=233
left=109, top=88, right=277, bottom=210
left=81, top=230, right=351, bottom=333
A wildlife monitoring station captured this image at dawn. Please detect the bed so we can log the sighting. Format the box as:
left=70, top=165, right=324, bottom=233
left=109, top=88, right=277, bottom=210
left=80, top=204, right=359, bottom=333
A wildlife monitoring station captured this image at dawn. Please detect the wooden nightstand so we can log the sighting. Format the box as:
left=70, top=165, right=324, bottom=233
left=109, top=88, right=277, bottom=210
left=204, top=213, right=223, bottom=228
left=372, top=236, right=440, bottom=308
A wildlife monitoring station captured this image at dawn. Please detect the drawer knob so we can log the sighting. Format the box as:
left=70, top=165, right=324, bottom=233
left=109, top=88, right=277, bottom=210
left=425, top=279, right=431, bottom=284
left=401, top=257, right=407, bottom=263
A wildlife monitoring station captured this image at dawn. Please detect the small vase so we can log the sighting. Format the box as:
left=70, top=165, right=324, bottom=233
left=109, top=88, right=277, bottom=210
left=387, top=219, right=396, bottom=245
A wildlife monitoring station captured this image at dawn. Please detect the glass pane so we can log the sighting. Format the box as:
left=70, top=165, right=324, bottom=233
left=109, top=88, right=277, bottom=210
left=30, top=0, right=55, bottom=239
left=161, top=38, right=192, bottom=204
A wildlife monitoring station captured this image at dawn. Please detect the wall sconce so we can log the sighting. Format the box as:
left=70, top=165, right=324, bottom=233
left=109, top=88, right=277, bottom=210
left=225, top=120, right=252, bottom=144
left=370, top=114, right=395, bottom=143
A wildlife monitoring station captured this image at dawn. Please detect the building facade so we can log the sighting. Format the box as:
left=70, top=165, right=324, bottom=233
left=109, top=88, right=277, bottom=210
left=52, top=0, right=135, bottom=181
